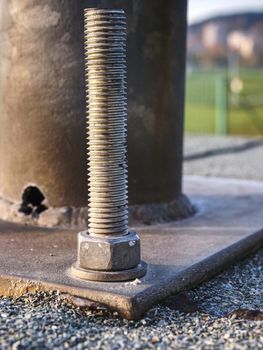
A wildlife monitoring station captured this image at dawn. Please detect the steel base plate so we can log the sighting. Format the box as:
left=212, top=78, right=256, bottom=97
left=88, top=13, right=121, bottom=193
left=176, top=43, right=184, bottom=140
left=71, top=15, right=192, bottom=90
left=0, top=176, right=262, bottom=320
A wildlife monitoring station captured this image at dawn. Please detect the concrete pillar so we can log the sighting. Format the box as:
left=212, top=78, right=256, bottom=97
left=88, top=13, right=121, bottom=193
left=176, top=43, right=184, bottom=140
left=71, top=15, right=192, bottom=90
left=0, top=0, right=193, bottom=227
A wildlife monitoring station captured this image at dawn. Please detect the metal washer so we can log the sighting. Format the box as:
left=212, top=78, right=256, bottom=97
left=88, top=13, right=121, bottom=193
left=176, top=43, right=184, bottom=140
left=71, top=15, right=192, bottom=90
left=71, top=261, right=147, bottom=282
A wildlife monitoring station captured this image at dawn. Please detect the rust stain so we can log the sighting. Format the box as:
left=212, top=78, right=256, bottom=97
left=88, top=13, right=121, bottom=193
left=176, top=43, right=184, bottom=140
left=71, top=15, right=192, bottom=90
left=0, top=276, right=48, bottom=299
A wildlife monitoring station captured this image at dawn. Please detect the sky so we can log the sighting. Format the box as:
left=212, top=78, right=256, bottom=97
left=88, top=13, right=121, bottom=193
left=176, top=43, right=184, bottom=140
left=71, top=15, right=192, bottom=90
left=188, top=0, right=263, bottom=24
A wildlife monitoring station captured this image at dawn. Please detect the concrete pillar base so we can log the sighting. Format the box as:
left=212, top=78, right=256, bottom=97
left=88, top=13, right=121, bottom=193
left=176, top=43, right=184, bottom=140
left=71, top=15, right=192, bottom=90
left=0, top=194, right=195, bottom=229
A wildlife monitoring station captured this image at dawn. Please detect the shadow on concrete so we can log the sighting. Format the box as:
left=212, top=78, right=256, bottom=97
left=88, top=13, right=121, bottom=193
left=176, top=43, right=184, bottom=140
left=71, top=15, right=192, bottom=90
left=184, top=139, right=263, bottom=162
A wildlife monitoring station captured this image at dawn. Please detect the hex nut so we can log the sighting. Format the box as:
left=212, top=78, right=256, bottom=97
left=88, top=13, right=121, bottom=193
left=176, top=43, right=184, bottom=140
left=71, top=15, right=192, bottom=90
left=78, top=230, right=141, bottom=271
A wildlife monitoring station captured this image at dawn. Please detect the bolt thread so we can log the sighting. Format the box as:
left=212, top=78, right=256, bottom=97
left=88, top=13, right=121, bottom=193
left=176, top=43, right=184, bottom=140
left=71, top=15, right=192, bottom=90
left=84, top=9, right=128, bottom=236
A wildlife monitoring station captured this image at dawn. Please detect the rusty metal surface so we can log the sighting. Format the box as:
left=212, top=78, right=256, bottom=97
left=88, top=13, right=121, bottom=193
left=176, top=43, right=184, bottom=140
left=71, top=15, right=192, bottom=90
left=0, top=176, right=262, bottom=319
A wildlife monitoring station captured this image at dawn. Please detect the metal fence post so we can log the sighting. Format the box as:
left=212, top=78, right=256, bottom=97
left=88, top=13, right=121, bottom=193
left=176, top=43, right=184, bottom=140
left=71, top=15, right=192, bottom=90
left=215, top=74, right=228, bottom=135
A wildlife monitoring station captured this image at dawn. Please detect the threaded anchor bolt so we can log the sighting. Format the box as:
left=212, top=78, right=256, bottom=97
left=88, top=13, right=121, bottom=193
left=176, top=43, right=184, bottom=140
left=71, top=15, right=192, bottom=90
left=71, top=9, right=147, bottom=282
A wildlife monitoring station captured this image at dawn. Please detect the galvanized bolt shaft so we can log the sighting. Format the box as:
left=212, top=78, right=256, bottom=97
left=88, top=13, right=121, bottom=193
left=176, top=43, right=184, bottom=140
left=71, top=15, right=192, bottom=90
left=71, top=9, right=146, bottom=282
left=85, top=9, right=128, bottom=237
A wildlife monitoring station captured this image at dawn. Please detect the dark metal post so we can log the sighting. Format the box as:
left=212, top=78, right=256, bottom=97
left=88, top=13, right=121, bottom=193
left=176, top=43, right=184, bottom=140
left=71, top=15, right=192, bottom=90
left=0, top=1, right=192, bottom=227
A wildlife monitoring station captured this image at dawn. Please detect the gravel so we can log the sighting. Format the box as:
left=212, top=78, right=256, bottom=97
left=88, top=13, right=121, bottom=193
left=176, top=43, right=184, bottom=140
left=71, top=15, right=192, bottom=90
left=1, top=135, right=262, bottom=349
left=0, top=250, right=262, bottom=350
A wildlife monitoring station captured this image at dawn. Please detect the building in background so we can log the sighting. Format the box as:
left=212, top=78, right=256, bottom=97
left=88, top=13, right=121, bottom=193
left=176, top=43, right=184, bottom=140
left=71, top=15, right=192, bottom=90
left=187, top=12, right=263, bottom=67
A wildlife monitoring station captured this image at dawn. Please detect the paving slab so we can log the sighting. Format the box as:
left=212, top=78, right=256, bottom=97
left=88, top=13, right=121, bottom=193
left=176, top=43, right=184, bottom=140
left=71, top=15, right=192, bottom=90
left=0, top=176, right=262, bottom=320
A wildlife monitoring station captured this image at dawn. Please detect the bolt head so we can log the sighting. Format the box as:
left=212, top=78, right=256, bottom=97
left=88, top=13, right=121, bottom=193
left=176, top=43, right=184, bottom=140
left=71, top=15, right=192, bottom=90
left=77, top=230, right=141, bottom=271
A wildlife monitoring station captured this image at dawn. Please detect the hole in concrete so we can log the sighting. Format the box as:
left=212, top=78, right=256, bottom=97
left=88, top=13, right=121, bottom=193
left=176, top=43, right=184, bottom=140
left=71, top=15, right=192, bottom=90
left=19, top=186, right=48, bottom=217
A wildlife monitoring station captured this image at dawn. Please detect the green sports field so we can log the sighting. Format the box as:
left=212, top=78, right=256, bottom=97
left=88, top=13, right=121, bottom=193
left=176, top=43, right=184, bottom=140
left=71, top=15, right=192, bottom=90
left=184, top=69, right=263, bottom=135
